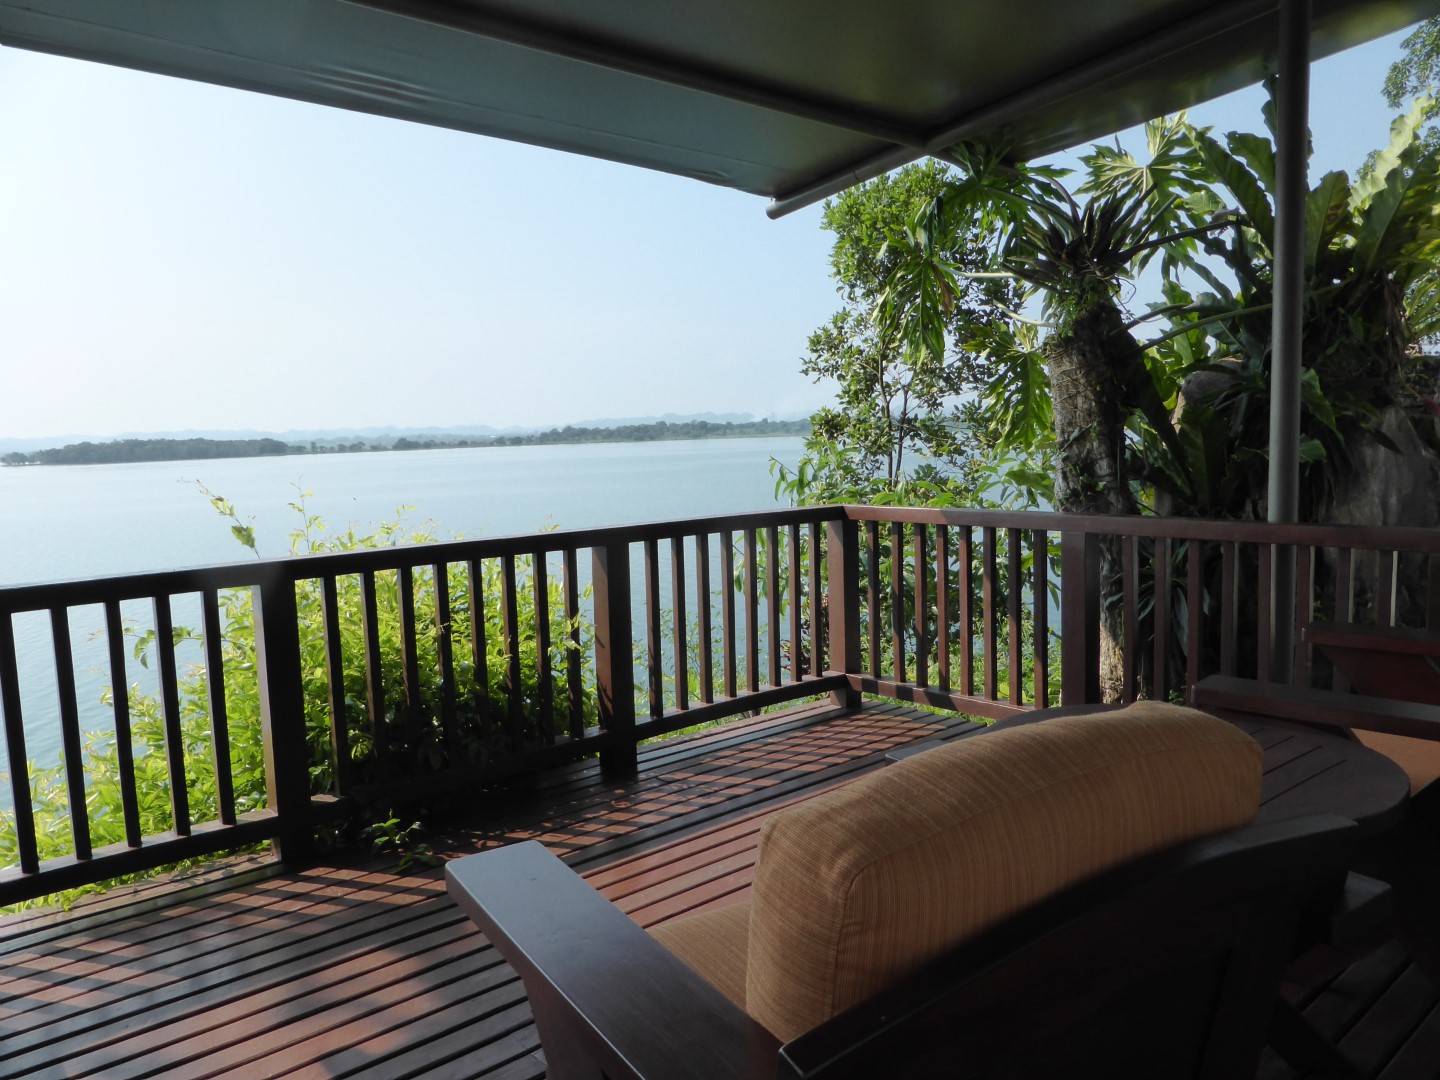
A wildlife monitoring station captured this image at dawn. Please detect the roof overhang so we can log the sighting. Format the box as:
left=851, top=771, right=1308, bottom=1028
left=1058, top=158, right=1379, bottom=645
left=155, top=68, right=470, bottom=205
left=1, top=1, right=1438, bottom=215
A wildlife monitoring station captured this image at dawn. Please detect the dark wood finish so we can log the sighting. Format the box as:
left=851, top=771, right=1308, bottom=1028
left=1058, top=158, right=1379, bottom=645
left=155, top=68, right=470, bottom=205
left=846, top=675, right=1030, bottom=721
left=696, top=535, right=714, bottom=705
left=722, top=530, right=737, bottom=699
left=151, top=594, right=191, bottom=838
left=360, top=568, right=385, bottom=758
left=936, top=524, right=951, bottom=693
left=564, top=546, right=585, bottom=738
left=672, top=536, right=688, bottom=711
left=1221, top=540, right=1238, bottom=677
left=1032, top=528, right=1049, bottom=709
left=398, top=564, right=422, bottom=747
left=201, top=589, right=238, bottom=825
left=501, top=553, right=525, bottom=744
left=433, top=563, right=460, bottom=751
left=448, top=842, right=783, bottom=1080
left=1295, top=545, right=1314, bottom=687
left=745, top=529, right=760, bottom=694
left=789, top=522, right=804, bottom=680
left=49, top=606, right=90, bottom=860
left=807, top=521, right=824, bottom=676
left=467, top=558, right=489, bottom=719
left=1123, top=533, right=1139, bottom=702
left=644, top=537, right=663, bottom=719
left=825, top=519, right=861, bottom=711
left=533, top=552, right=555, bottom=742
left=1186, top=540, right=1203, bottom=693
left=982, top=526, right=998, bottom=700
left=1154, top=535, right=1172, bottom=702
left=103, top=597, right=142, bottom=848
left=1060, top=531, right=1100, bottom=705
left=767, top=524, right=782, bottom=689
left=958, top=525, right=974, bottom=696
left=1258, top=544, right=1273, bottom=683
left=252, top=575, right=315, bottom=863
left=320, top=574, right=352, bottom=794
left=1304, top=623, right=1440, bottom=704
left=1377, top=550, right=1398, bottom=628
left=889, top=520, right=905, bottom=683
left=1006, top=527, right=1022, bottom=706
left=591, top=542, right=636, bottom=777
left=864, top=520, right=880, bottom=676
left=913, top=524, right=929, bottom=688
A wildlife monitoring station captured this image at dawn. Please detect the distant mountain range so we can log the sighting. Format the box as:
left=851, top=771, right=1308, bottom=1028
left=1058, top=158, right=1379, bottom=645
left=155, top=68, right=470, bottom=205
left=0, top=412, right=808, bottom=454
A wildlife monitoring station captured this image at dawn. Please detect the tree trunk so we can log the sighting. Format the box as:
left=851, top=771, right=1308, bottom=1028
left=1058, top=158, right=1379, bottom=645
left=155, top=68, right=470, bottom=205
left=1045, top=301, right=1141, bottom=702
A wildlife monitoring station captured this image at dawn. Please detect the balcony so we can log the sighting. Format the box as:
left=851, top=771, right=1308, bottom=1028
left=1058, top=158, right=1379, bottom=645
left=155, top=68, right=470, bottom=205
left=0, top=506, right=1437, bottom=1075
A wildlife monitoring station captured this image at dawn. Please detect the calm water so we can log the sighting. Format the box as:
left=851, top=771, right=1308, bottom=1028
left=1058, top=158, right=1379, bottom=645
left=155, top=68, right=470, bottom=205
left=0, top=437, right=805, bottom=784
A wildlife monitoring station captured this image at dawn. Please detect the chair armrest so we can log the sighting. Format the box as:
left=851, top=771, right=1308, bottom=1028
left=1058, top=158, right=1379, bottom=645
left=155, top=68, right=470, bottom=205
left=1193, top=675, right=1440, bottom=741
left=446, top=841, right=780, bottom=1080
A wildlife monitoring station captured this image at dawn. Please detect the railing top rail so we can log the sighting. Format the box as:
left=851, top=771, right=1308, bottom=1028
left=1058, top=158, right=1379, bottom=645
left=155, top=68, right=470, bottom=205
left=0, top=505, right=845, bottom=613
left=841, top=505, right=1440, bottom=553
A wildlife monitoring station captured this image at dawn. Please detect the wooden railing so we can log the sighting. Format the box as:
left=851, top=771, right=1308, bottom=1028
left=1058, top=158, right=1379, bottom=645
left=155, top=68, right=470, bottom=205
left=3, top=505, right=1438, bottom=904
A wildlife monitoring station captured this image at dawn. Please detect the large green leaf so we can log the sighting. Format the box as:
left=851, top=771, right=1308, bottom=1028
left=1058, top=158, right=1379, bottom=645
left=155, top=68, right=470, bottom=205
left=1189, top=127, right=1276, bottom=250
left=1305, top=171, right=1350, bottom=273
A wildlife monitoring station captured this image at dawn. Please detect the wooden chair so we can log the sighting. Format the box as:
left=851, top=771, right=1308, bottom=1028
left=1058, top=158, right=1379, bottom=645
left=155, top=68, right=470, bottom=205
left=447, top=705, right=1356, bottom=1079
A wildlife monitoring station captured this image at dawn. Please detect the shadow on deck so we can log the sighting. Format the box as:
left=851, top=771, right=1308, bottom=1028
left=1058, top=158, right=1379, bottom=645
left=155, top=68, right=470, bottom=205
left=0, top=699, right=1434, bottom=1078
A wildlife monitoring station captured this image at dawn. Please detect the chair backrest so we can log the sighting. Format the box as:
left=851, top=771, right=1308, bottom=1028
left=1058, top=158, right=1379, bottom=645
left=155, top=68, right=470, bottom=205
left=744, top=703, right=1263, bottom=1043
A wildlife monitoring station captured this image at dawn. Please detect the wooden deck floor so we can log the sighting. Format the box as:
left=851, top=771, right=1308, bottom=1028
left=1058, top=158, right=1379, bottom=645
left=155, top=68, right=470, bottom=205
left=1, top=699, right=1437, bottom=1078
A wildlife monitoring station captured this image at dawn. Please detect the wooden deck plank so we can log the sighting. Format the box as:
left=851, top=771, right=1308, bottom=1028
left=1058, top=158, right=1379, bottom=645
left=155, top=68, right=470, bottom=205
left=1, top=700, right=1435, bottom=1078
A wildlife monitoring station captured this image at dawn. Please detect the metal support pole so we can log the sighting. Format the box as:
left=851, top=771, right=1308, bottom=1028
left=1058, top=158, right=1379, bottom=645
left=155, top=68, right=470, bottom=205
left=1267, top=0, right=1310, bottom=683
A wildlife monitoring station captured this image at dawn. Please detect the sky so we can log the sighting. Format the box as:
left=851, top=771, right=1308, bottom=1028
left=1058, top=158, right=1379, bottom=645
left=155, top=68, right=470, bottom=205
left=0, top=25, right=1425, bottom=441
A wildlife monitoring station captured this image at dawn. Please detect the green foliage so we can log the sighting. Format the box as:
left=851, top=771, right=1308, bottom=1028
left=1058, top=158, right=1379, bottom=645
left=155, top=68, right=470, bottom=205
left=362, top=813, right=439, bottom=872
left=0, top=488, right=593, bottom=910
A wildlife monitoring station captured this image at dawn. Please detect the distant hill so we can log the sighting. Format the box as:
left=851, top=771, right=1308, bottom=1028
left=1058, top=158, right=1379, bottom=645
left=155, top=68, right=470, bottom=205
left=2, top=418, right=810, bottom=467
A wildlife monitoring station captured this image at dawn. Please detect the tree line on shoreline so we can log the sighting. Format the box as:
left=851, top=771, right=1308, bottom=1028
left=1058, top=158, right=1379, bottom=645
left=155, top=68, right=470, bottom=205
left=0, top=418, right=809, bottom=467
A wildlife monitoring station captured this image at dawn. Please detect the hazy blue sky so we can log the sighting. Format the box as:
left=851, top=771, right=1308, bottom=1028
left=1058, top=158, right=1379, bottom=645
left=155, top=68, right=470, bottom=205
left=0, top=27, right=1423, bottom=439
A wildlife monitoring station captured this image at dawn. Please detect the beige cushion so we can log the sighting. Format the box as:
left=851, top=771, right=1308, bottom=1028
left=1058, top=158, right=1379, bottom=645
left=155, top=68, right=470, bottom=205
left=743, top=702, right=1261, bottom=1042
left=1355, top=729, right=1440, bottom=794
left=648, top=901, right=751, bottom=1010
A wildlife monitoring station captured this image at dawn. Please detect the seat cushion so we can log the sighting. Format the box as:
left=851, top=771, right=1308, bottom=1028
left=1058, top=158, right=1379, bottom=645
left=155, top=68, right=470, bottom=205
left=1355, top=729, right=1440, bottom=794
left=647, top=900, right=751, bottom=1011
left=745, top=702, right=1262, bottom=1042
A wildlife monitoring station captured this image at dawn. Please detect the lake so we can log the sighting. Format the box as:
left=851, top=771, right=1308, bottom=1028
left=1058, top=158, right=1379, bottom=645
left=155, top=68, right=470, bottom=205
left=0, top=436, right=806, bottom=785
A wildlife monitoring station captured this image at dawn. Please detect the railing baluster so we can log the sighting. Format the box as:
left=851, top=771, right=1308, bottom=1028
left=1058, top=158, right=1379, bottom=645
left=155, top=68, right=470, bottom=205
left=501, top=554, right=525, bottom=746
left=1185, top=541, right=1203, bottom=696
left=912, top=525, right=928, bottom=687
left=534, top=553, right=554, bottom=743
left=104, top=599, right=142, bottom=847
left=1219, top=541, right=1238, bottom=678
left=671, top=536, right=688, bottom=710
left=0, top=612, right=38, bottom=874
left=1294, top=545, right=1314, bottom=688
left=1333, top=546, right=1355, bottom=691
left=50, top=607, right=90, bottom=859
left=202, top=589, right=237, bottom=825
left=890, top=521, right=906, bottom=683
left=152, top=595, right=191, bottom=837
left=468, top=559, right=489, bottom=721
left=563, top=547, right=585, bottom=738
left=397, top=566, right=421, bottom=748
left=1122, top=535, right=1139, bottom=703
left=936, top=524, right=951, bottom=693
left=766, top=525, right=782, bottom=688
left=644, top=538, right=663, bottom=718
left=592, top=541, right=636, bottom=776
left=696, top=535, right=713, bottom=703
left=1007, top=528, right=1022, bottom=706
left=1153, top=537, right=1171, bottom=702
left=361, top=569, right=385, bottom=761
left=745, top=529, right=760, bottom=693
left=721, top=531, right=737, bottom=698
left=1377, top=549, right=1398, bottom=627
left=254, top=573, right=313, bottom=862
left=1257, top=545, right=1272, bottom=683
left=788, top=523, right=803, bottom=681
left=808, top=521, right=824, bottom=675
left=958, top=526, right=974, bottom=696
left=319, top=576, right=351, bottom=794
left=982, top=526, right=998, bottom=701
left=433, top=563, right=459, bottom=753
left=866, top=521, right=881, bottom=675
left=1032, top=529, right=1049, bottom=708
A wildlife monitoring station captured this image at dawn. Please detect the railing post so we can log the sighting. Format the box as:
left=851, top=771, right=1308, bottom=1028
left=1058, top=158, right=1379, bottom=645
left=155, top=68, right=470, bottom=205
left=593, top=542, right=637, bottom=776
left=253, top=570, right=316, bottom=863
left=826, top=517, right=862, bottom=710
left=1060, top=529, right=1102, bottom=706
